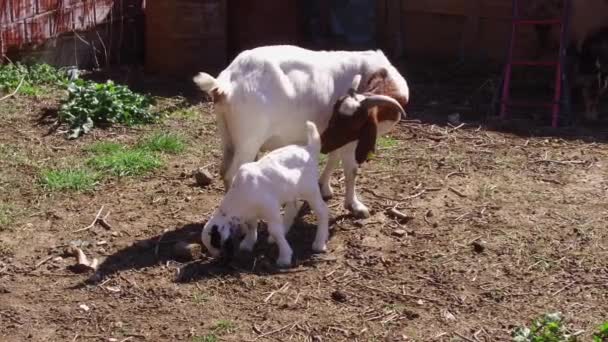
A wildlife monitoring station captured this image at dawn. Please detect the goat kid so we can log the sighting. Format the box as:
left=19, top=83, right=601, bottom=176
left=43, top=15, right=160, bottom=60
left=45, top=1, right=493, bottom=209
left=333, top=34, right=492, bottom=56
left=201, top=121, right=329, bottom=268
left=193, top=45, right=410, bottom=218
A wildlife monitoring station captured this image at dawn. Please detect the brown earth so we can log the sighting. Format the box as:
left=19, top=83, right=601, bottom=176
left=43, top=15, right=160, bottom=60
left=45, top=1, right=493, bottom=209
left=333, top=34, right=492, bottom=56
left=0, top=65, right=607, bottom=342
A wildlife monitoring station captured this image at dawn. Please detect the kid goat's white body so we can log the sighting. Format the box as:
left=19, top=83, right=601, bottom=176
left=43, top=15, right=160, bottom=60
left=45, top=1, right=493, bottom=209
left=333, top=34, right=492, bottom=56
left=201, top=121, right=329, bottom=267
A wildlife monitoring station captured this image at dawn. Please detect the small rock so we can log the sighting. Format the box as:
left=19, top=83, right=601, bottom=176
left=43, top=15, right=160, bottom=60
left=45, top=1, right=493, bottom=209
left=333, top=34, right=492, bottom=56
left=392, top=229, right=407, bottom=237
left=111, top=232, right=120, bottom=237
left=96, top=240, right=107, bottom=246
left=193, top=168, right=213, bottom=187
left=331, top=290, right=348, bottom=303
left=78, top=304, right=90, bottom=312
left=471, top=241, right=485, bottom=253
left=108, top=338, right=118, bottom=342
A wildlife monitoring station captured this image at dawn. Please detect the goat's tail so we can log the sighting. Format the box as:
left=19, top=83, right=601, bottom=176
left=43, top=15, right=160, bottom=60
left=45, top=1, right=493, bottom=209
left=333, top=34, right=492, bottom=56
left=193, top=72, right=226, bottom=102
left=193, top=72, right=217, bottom=92
left=305, top=121, right=321, bottom=154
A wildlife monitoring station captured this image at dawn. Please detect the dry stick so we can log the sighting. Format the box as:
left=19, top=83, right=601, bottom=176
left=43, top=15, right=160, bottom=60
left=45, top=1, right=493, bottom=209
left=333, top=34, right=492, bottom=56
left=445, top=171, right=466, bottom=180
left=552, top=281, right=576, bottom=296
left=0, top=74, right=25, bottom=102
left=386, top=207, right=411, bottom=221
left=249, top=322, right=296, bottom=341
left=73, top=206, right=105, bottom=232
left=34, top=255, right=54, bottom=269
left=448, top=187, right=467, bottom=198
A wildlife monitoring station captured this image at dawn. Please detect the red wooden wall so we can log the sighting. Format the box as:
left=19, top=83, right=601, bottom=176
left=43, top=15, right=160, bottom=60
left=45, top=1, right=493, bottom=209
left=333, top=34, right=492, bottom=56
left=0, top=0, right=144, bottom=63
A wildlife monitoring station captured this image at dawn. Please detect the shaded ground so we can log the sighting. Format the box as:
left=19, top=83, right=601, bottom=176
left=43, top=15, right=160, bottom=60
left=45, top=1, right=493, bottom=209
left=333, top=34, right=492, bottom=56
left=1, top=64, right=608, bottom=342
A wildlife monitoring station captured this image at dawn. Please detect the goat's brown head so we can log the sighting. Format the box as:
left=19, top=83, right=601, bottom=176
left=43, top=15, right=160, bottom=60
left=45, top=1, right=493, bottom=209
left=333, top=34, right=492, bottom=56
left=321, top=71, right=407, bottom=164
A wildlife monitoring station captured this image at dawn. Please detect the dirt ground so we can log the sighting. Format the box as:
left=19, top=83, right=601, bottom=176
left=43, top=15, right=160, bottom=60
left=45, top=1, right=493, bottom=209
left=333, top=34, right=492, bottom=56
left=1, top=63, right=607, bottom=342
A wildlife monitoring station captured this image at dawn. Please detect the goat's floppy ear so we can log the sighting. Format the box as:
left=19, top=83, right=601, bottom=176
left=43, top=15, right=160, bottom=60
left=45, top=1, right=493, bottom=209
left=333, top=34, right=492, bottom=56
left=355, top=113, right=378, bottom=164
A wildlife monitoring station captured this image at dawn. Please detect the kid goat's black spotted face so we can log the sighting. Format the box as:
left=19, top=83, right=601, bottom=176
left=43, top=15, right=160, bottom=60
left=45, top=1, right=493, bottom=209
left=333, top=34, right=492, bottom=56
left=201, top=212, right=242, bottom=260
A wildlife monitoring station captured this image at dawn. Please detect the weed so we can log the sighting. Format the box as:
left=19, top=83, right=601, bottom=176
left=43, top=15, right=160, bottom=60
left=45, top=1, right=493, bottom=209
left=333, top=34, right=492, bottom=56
left=192, top=335, right=217, bottom=342
left=377, top=136, right=399, bottom=149
left=594, top=322, right=608, bottom=342
left=212, top=320, right=236, bottom=335
left=0, top=203, right=14, bottom=230
left=0, top=62, right=67, bottom=95
left=85, top=142, right=124, bottom=155
left=59, top=79, right=157, bottom=139
left=513, top=312, right=577, bottom=342
left=192, top=292, right=209, bottom=305
left=39, top=169, right=99, bottom=191
left=138, top=132, right=186, bottom=154
left=87, top=148, right=162, bottom=177
left=170, top=107, right=199, bottom=120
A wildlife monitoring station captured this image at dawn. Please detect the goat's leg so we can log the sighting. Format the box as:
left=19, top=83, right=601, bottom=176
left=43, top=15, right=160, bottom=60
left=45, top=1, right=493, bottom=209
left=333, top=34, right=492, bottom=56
left=223, top=142, right=263, bottom=190
left=319, top=151, right=340, bottom=200
left=261, top=202, right=293, bottom=267
left=340, top=142, right=370, bottom=218
left=268, top=201, right=303, bottom=244
left=303, top=190, right=330, bottom=253
left=239, top=219, right=258, bottom=252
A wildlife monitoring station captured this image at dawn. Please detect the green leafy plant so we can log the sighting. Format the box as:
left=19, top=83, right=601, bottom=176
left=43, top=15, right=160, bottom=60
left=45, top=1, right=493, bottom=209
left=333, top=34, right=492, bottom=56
left=594, top=322, right=608, bottom=342
left=58, top=79, right=157, bottom=139
left=513, top=313, right=577, bottom=342
left=0, top=62, right=67, bottom=95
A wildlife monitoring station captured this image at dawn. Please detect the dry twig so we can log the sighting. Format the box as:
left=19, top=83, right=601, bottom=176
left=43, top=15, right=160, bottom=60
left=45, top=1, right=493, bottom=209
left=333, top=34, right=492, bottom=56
left=0, top=74, right=26, bottom=102
left=73, top=206, right=105, bottom=232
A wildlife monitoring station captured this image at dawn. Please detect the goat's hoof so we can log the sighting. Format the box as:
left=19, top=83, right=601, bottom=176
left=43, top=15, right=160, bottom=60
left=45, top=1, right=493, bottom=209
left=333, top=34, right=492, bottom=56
left=312, top=242, right=327, bottom=253
left=275, top=257, right=292, bottom=269
left=346, top=204, right=370, bottom=219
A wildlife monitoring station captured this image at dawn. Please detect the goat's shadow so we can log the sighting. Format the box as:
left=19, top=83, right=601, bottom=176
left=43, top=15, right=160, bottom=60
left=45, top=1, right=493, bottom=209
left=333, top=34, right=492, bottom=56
left=85, top=211, right=347, bottom=285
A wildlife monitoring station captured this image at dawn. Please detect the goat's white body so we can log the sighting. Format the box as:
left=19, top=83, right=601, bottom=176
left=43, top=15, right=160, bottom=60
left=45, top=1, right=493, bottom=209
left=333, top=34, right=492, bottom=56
left=202, top=122, right=329, bottom=267
left=195, top=45, right=410, bottom=217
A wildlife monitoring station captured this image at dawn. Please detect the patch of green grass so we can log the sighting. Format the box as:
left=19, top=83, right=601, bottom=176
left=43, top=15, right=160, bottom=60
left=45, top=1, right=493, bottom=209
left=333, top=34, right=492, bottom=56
left=39, top=169, right=99, bottom=191
left=87, top=148, right=162, bottom=177
left=377, top=136, right=399, bottom=149
left=0, top=204, right=15, bottom=230
left=594, top=322, right=608, bottom=342
left=85, top=141, right=125, bottom=155
left=192, top=335, right=217, bottom=342
left=212, top=320, right=236, bottom=335
left=170, top=107, right=199, bottom=120
left=513, top=312, right=576, bottom=342
left=192, top=292, right=209, bottom=305
left=138, top=132, right=186, bottom=154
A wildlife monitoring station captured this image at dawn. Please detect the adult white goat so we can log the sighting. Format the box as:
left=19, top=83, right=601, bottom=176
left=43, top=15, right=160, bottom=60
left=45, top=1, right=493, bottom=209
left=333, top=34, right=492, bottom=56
left=194, top=45, right=409, bottom=218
